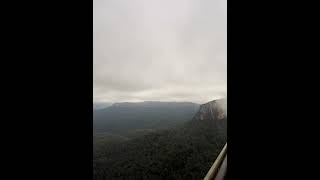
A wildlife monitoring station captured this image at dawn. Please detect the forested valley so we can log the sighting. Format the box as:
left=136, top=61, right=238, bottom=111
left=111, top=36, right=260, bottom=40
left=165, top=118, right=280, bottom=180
left=93, top=100, right=227, bottom=180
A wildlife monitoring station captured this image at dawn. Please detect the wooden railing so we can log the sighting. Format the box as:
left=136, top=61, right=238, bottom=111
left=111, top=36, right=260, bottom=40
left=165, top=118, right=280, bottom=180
left=203, top=143, right=227, bottom=180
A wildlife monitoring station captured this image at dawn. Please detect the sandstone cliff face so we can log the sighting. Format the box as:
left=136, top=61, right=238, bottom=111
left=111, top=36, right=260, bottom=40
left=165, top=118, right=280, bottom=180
left=193, top=99, right=227, bottom=121
left=188, top=99, right=227, bottom=141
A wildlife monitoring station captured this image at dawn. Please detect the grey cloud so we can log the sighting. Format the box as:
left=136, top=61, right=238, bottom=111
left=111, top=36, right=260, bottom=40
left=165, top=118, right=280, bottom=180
left=94, top=0, right=227, bottom=104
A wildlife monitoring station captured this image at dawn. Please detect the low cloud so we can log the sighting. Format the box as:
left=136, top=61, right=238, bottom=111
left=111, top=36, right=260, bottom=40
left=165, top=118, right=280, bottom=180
left=94, top=0, right=227, bottom=104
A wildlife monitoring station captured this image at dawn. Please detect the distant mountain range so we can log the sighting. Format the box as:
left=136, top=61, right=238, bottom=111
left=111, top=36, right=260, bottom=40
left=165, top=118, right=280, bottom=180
left=93, top=102, right=113, bottom=110
left=93, top=101, right=200, bottom=136
left=93, top=99, right=227, bottom=180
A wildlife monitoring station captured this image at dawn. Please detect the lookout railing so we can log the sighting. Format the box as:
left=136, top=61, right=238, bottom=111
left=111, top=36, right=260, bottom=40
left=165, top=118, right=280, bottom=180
left=203, top=143, right=227, bottom=180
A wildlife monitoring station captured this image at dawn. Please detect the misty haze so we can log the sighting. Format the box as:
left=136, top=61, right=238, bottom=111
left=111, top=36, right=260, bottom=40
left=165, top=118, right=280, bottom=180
left=93, top=0, right=227, bottom=179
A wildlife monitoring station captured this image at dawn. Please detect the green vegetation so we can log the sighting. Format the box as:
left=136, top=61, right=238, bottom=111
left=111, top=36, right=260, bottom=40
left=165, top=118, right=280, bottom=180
left=93, top=100, right=227, bottom=180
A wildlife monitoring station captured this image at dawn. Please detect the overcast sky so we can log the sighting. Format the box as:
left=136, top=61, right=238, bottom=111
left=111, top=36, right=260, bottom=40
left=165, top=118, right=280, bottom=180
left=93, top=0, right=226, bottom=104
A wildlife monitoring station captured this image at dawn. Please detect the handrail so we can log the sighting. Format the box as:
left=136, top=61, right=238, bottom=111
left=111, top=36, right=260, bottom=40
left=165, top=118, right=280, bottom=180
left=214, top=155, right=227, bottom=180
left=203, top=143, right=227, bottom=180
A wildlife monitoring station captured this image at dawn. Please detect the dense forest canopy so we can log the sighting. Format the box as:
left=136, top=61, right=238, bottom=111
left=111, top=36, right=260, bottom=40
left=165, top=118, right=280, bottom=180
left=93, top=100, right=227, bottom=180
